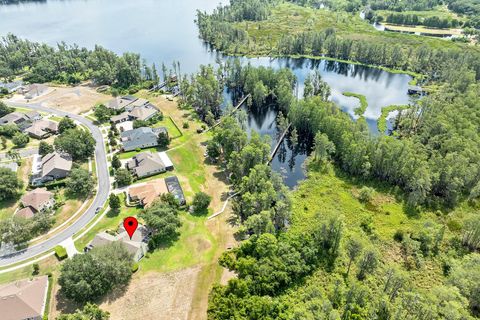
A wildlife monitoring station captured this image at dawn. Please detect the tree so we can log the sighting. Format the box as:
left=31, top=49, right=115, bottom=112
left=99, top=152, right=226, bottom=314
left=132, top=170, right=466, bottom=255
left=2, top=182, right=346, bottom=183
left=0, top=101, right=14, bottom=117
left=192, top=191, right=212, bottom=214
left=206, top=140, right=221, bottom=160
left=1, top=136, right=6, bottom=149
left=38, top=141, right=54, bottom=156
left=59, top=242, right=133, bottom=303
left=58, top=117, right=77, bottom=133
left=346, top=237, right=363, bottom=278
left=56, top=303, right=110, bottom=320
left=157, top=132, right=170, bottom=149
left=66, top=168, right=95, bottom=197
left=54, top=128, right=95, bottom=161
left=6, top=149, right=20, bottom=161
left=313, top=132, right=335, bottom=162
left=448, top=253, right=480, bottom=314
left=114, top=168, right=133, bottom=187
left=12, top=132, right=29, bottom=148
left=32, top=263, right=39, bottom=275
left=0, top=167, right=23, bottom=201
left=357, top=249, right=379, bottom=280
left=109, top=193, right=121, bottom=211
left=93, top=104, right=112, bottom=123
left=111, top=153, right=121, bottom=170
left=142, top=200, right=181, bottom=249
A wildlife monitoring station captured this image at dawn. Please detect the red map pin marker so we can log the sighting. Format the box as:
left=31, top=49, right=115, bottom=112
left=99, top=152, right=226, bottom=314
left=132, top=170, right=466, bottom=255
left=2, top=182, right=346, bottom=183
left=123, top=217, right=138, bottom=240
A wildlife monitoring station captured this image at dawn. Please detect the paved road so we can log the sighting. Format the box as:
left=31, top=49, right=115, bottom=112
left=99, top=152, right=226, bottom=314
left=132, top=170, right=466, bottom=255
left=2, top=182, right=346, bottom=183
left=0, top=101, right=110, bottom=266
left=0, top=147, right=38, bottom=160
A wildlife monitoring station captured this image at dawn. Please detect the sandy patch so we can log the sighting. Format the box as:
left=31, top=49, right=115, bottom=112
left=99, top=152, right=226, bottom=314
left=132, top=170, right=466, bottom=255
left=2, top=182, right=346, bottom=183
left=10, top=85, right=110, bottom=115
left=100, top=267, right=200, bottom=320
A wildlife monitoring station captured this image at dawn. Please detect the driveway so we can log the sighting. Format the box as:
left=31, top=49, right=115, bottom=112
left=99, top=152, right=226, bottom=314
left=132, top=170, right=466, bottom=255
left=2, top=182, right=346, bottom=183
left=0, top=101, right=110, bottom=266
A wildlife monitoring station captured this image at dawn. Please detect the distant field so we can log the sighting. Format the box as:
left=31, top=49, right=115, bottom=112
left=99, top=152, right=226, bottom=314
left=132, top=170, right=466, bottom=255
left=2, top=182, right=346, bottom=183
left=232, top=3, right=479, bottom=54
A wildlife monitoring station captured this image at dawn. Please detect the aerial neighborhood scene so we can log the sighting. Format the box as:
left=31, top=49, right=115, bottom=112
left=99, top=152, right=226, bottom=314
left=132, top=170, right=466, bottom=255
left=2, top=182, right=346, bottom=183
left=0, top=0, right=479, bottom=319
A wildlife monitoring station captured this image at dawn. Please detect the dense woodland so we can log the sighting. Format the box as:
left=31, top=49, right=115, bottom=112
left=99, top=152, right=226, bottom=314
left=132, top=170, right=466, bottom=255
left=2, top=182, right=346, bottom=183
left=0, top=34, right=157, bottom=89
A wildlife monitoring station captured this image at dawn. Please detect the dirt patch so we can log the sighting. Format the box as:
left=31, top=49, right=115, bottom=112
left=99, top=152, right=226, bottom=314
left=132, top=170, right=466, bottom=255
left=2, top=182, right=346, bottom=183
left=220, top=268, right=236, bottom=285
left=11, top=85, right=110, bottom=115
left=99, top=268, right=201, bottom=320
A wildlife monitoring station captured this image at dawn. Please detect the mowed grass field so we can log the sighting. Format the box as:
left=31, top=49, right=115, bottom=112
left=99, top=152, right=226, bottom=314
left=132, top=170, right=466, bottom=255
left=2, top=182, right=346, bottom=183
left=232, top=3, right=479, bottom=54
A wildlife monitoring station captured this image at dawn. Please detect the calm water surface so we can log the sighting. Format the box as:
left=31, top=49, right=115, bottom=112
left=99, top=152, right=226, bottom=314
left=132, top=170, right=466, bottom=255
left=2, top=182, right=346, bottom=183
left=0, top=0, right=412, bottom=187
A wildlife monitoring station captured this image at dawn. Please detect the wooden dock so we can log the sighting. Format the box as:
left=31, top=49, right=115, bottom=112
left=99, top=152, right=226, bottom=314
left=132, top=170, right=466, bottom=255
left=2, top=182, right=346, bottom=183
left=268, top=123, right=291, bottom=163
left=207, top=93, right=251, bottom=131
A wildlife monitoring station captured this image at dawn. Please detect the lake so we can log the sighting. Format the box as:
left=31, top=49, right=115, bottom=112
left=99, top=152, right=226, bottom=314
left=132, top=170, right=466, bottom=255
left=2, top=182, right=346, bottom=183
left=0, top=0, right=413, bottom=187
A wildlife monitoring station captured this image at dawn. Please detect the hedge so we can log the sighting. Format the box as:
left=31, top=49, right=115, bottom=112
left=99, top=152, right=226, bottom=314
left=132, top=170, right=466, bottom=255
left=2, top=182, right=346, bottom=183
left=54, top=245, right=68, bottom=260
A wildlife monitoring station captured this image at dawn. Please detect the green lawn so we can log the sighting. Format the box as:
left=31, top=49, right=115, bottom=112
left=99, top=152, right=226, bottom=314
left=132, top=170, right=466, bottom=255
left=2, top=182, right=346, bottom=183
left=153, top=116, right=183, bottom=140
left=140, top=213, right=218, bottom=273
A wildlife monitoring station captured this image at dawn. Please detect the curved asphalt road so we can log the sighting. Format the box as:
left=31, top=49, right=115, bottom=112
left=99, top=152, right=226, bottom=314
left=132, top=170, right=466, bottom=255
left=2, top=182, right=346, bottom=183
left=0, top=101, right=110, bottom=266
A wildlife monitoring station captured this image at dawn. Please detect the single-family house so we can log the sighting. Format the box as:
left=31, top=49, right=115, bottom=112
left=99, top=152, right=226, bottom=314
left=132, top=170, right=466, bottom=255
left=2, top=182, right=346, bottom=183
left=19, top=84, right=48, bottom=99
left=127, top=152, right=166, bottom=178
left=0, top=80, right=23, bottom=93
left=0, top=275, right=49, bottom=320
left=165, top=176, right=186, bottom=205
left=126, top=98, right=149, bottom=111
left=128, top=179, right=169, bottom=208
left=106, top=95, right=138, bottom=111
left=31, top=152, right=72, bottom=185
left=120, top=127, right=168, bottom=152
left=88, top=224, right=149, bottom=261
left=24, top=119, right=59, bottom=139
left=0, top=112, right=31, bottom=130
left=17, top=188, right=55, bottom=219
left=129, top=106, right=158, bottom=121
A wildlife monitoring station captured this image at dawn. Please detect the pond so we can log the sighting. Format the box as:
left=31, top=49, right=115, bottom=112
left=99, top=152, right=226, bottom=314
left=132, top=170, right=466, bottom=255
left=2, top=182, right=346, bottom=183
left=0, top=0, right=413, bottom=187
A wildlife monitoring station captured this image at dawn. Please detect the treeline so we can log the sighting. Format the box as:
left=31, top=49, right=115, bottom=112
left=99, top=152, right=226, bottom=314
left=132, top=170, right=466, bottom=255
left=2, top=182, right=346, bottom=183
left=179, top=60, right=296, bottom=123
left=447, top=0, right=480, bottom=16
left=276, top=29, right=480, bottom=82
left=369, top=0, right=442, bottom=11
left=385, top=13, right=461, bottom=28
left=196, top=8, right=480, bottom=83
left=224, top=59, right=296, bottom=113
left=0, top=34, right=158, bottom=89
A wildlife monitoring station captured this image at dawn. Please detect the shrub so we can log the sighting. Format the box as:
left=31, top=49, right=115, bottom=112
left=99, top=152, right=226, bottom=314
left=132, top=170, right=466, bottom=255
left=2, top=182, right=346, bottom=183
left=131, top=263, right=139, bottom=273
left=183, top=122, right=189, bottom=129
left=358, top=186, right=375, bottom=203
left=54, top=245, right=68, bottom=260
left=394, top=229, right=404, bottom=242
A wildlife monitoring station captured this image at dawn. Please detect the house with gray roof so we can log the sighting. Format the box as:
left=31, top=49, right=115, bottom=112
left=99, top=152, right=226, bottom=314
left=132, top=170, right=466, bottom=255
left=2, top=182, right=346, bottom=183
left=87, top=224, right=149, bottom=261
left=127, top=152, right=166, bottom=178
left=120, top=127, right=168, bottom=152
left=0, top=80, right=23, bottom=93
left=24, top=119, right=58, bottom=139
left=0, top=275, right=49, bottom=320
left=31, top=152, right=72, bottom=185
